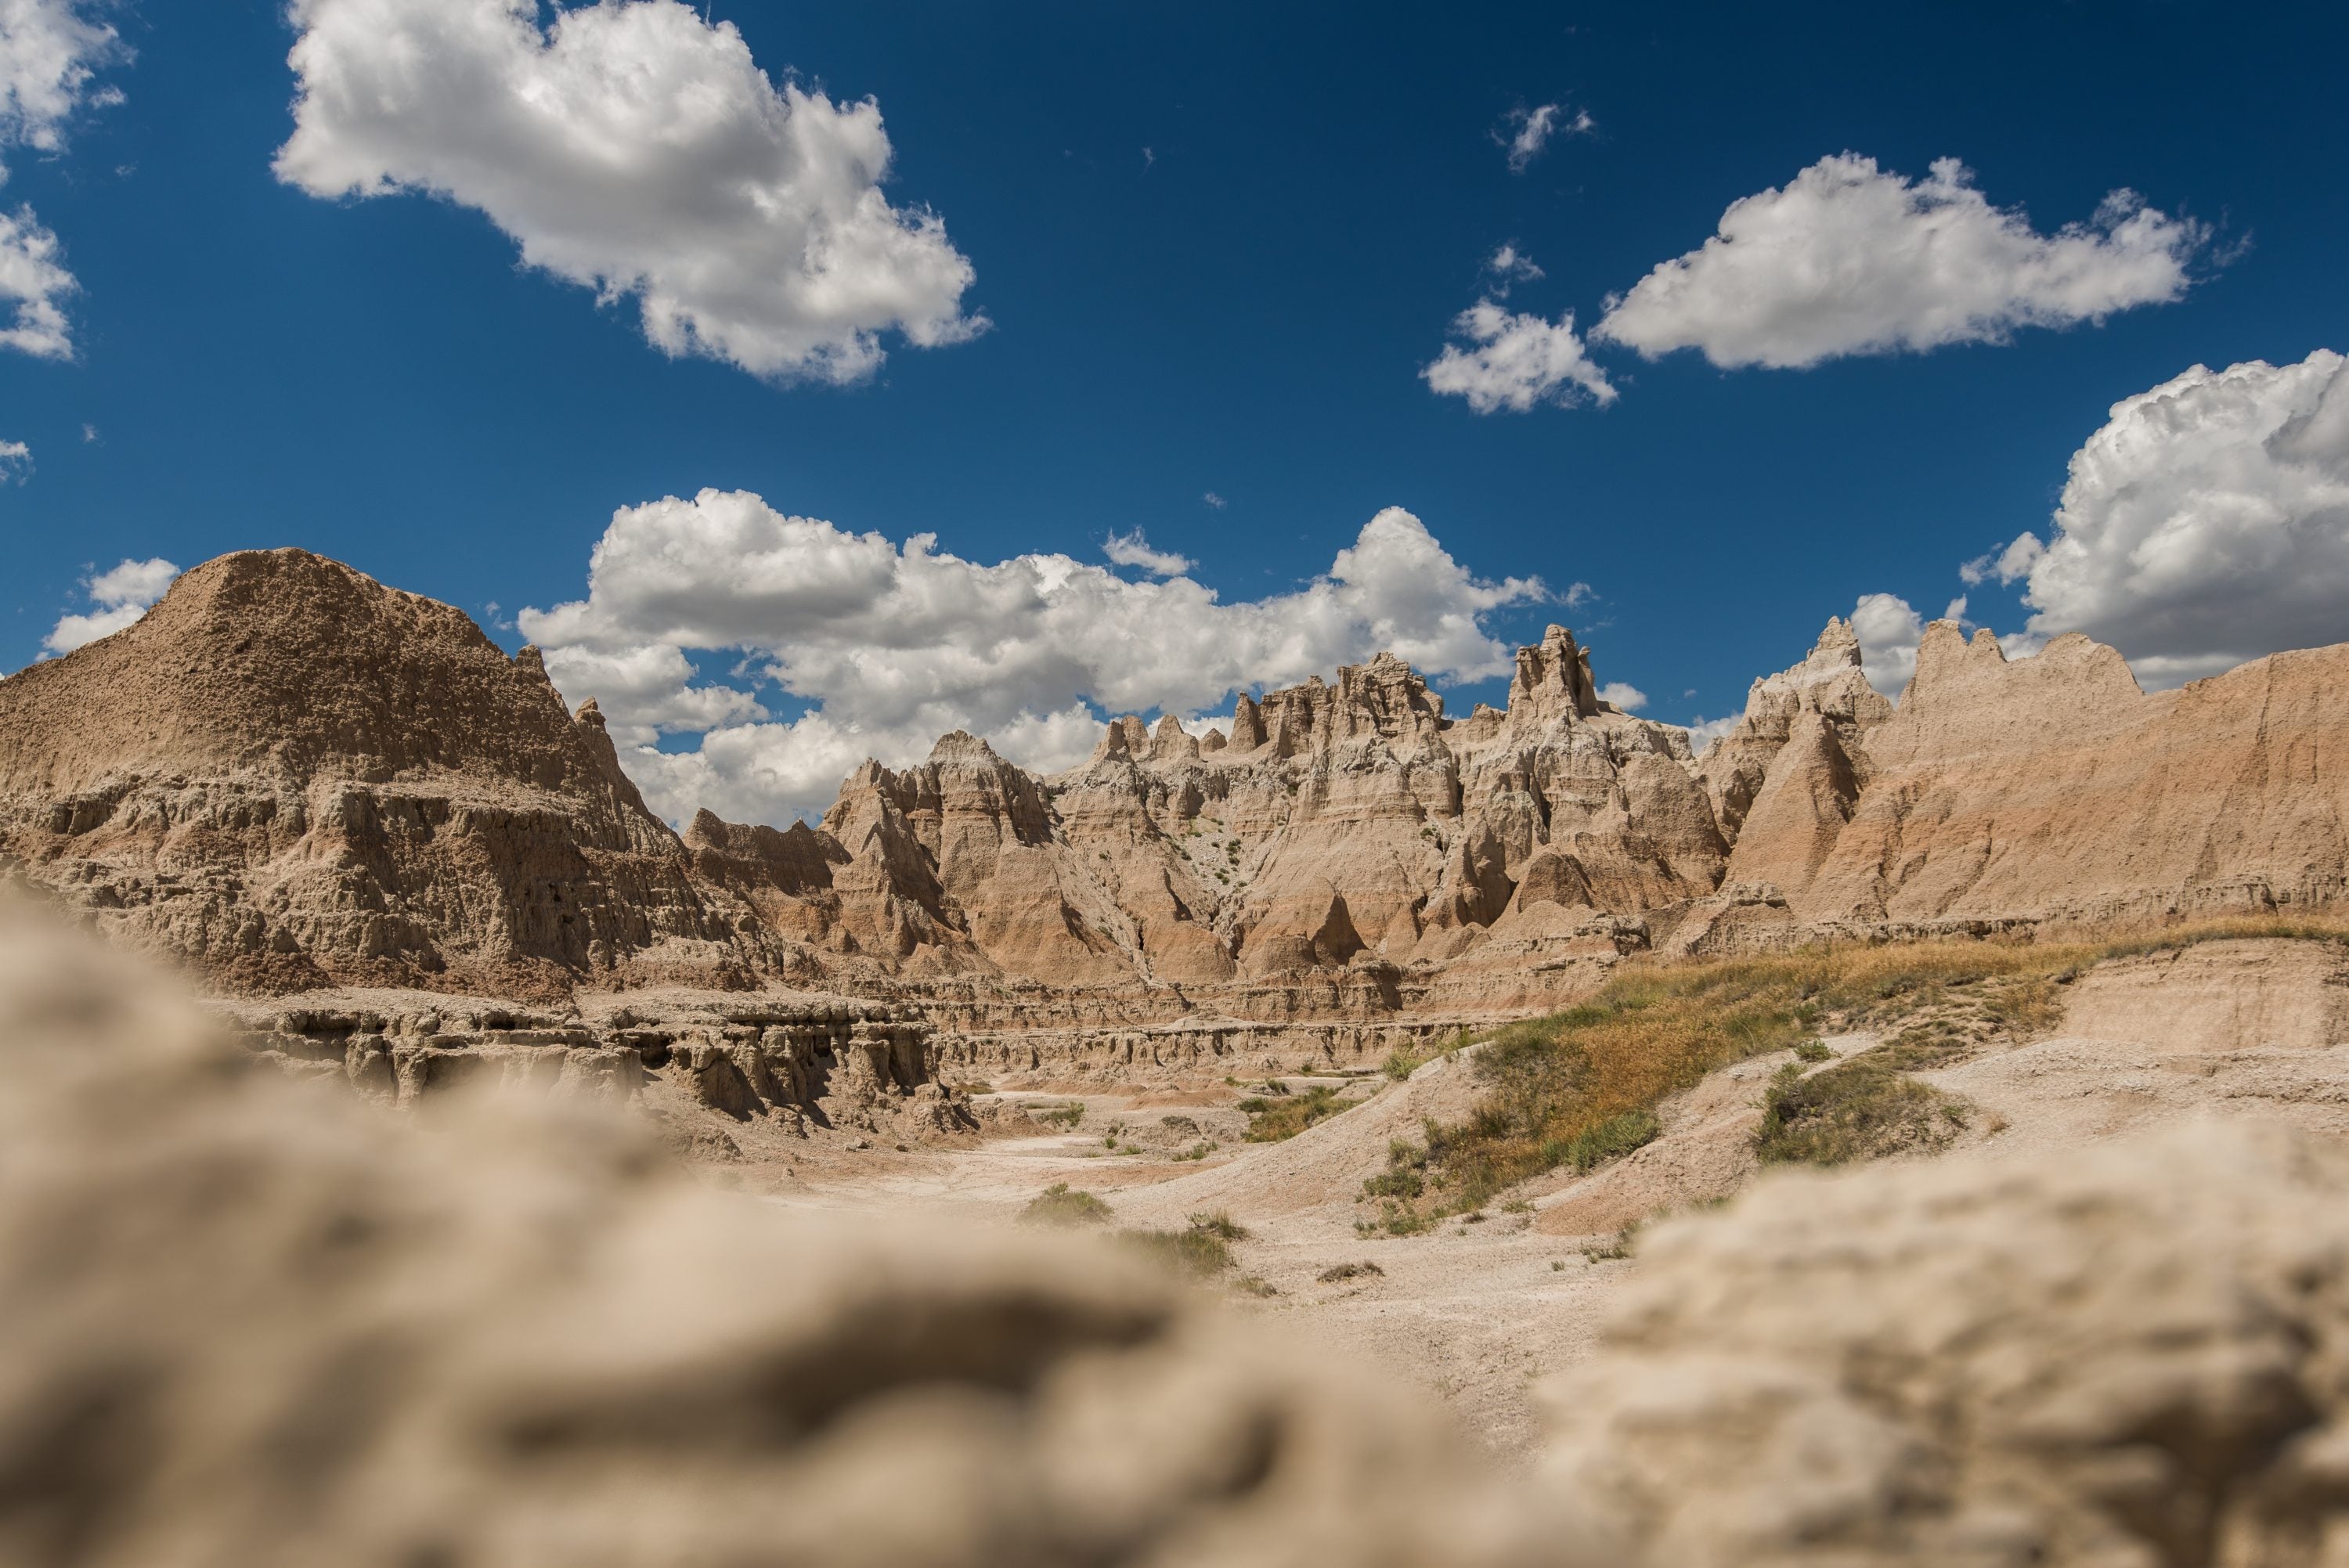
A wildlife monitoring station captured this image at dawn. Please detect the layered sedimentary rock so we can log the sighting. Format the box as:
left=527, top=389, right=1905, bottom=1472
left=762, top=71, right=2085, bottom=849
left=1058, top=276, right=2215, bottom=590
left=12, top=547, right=2349, bottom=1082
left=1698, top=618, right=2349, bottom=945
left=698, top=632, right=1727, bottom=1045
left=0, top=550, right=800, bottom=999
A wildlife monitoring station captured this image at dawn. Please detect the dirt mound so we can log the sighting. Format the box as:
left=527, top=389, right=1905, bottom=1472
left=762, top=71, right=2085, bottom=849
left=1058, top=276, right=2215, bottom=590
left=1543, top=1116, right=2349, bottom=1567
left=0, top=895, right=1539, bottom=1568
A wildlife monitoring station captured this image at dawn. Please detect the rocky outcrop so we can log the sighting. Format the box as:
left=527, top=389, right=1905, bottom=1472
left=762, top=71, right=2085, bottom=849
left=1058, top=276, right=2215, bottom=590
left=0, top=893, right=1526, bottom=1568
left=211, top=984, right=947, bottom=1134
left=687, top=629, right=1728, bottom=1054
left=0, top=550, right=780, bottom=999
left=13, top=547, right=2349, bottom=1082
left=1543, top=1119, right=2349, bottom=1567
left=1727, top=622, right=2349, bottom=935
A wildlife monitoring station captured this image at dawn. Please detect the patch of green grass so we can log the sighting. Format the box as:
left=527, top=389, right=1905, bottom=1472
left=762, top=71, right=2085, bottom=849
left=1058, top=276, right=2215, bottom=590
left=1755, top=1052, right=1971, bottom=1166
left=1120, top=1213, right=1241, bottom=1278
left=1360, top=1139, right=1427, bottom=1200
left=1020, top=1183, right=1111, bottom=1227
left=1238, top=1083, right=1351, bottom=1141
left=1318, top=1260, right=1384, bottom=1283
left=1187, top=1209, right=1249, bottom=1241
left=1038, top=1102, right=1084, bottom=1131
left=1790, top=1040, right=1832, bottom=1064
left=1173, top=1141, right=1217, bottom=1162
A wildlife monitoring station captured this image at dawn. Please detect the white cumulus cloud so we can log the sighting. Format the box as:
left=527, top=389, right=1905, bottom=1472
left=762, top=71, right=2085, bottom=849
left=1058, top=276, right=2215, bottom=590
left=1991, top=349, right=2349, bottom=687
left=0, top=0, right=127, bottom=362
left=1849, top=591, right=1927, bottom=696
left=1101, top=529, right=1193, bottom=577
left=1597, top=680, right=1646, bottom=712
left=1423, top=301, right=1615, bottom=414
left=43, top=555, right=179, bottom=654
left=1596, top=154, right=2209, bottom=370
left=0, top=436, right=26, bottom=480
left=1680, top=713, right=1740, bottom=755
left=276, top=0, right=982, bottom=385
left=1499, top=103, right=1590, bottom=173
left=519, top=492, right=1544, bottom=824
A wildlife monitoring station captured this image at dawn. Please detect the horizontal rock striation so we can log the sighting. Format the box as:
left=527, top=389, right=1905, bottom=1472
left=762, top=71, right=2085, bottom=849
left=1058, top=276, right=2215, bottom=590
left=1687, top=618, right=2349, bottom=951
left=10, top=546, right=2348, bottom=1085
left=214, top=985, right=958, bottom=1137
left=0, top=550, right=789, bottom=999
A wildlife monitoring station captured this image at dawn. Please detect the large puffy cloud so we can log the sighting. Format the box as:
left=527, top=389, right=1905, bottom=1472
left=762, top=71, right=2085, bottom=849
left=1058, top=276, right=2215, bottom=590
left=1423, top=301, right=1615, bottom=414
left=42, top=556, right=179, bottom=654
left=0, top=0, right=125, bottom=362
left=1596, top=154, right=2208, bottom=370
left=276, top=0, right=980, bottom=384
left=520, top=492, right=1544, bottom=824
left=1990, top=350, right=2349, bottom=687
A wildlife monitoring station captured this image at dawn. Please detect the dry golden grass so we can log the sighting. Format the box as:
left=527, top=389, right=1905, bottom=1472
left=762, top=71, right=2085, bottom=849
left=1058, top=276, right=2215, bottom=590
left=1359, top=914, right=2349, bottom=1232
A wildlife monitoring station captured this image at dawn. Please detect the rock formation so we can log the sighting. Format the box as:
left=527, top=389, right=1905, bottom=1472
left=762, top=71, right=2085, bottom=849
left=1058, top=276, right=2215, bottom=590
left=698, top=630, right=1727, bottom=1043
left=1698, top=618, right=2349, bottom=946
left=0, top=550, right=778, bottom=999
left=0, top=892, right=1534, bottom=1568
left=9, top=547, right=2349, bottom=1084
left=1543, top=1118, right=2349, bottom=1567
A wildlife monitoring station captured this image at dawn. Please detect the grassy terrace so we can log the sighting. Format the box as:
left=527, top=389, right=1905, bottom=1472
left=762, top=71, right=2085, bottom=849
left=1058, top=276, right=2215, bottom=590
left=1359, top=914, right=2349, bottom=1235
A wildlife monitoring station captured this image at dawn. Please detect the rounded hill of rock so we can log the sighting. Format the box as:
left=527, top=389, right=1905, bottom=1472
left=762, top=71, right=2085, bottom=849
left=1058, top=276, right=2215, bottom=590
left=0, top=550, right=752, bottom=998
left=0, top=549, right=650, bottom=811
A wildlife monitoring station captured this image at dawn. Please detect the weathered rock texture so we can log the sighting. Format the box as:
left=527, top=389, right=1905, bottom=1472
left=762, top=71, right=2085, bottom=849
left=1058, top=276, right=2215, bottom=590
left=207, top=984, right=955, bottom=1139
left=1699, top=620, right=2349, bottom=950
left=0, top=896, right=1535, bottom=1568
left=0, top=550, right=778, bottom=999
left=9, top=550, right=2349, bottom=1083
left=700, top=631, right=1723, bottom=1060
left=1543, top=1119, right=2349, bottom=1568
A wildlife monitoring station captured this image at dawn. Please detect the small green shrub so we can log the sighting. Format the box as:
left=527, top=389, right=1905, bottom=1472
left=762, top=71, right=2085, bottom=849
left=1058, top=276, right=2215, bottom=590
left=1039, top=1102, right=1084, bottom=1130
left=1790, top=1040, right=1831, bottom=1064
left=1187, top=1209, right=1249, bottom=1241
left=1240, top=1083, right=1349, bottom=1142
left=1755, top=1052, right=1972, bottom=1166
left=1120, top=1215, right=1239, bottom=1278
left=1021, top=1183, right=1111, bottom=1227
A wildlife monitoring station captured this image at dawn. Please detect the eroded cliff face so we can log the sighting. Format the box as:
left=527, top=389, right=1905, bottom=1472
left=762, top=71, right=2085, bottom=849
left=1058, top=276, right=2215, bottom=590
left=687, top=631, right=1727, bottom=1040
left=0, top=550, right=781, bottom=999
left=1688, top=617, right=2349, bottom=950
left=13, top=548, right=2349, bottom=1080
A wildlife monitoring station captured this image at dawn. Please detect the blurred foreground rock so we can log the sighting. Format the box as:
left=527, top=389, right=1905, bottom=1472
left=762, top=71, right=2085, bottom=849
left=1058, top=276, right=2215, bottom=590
left=0, top=897, right=1533, bottom=1568
left=1545, top=1119, right=2349, bottom=1567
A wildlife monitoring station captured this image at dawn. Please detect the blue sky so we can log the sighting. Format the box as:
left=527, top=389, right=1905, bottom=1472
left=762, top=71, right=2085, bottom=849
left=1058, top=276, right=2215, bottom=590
left=4, top=0, right=2347, bottom=824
